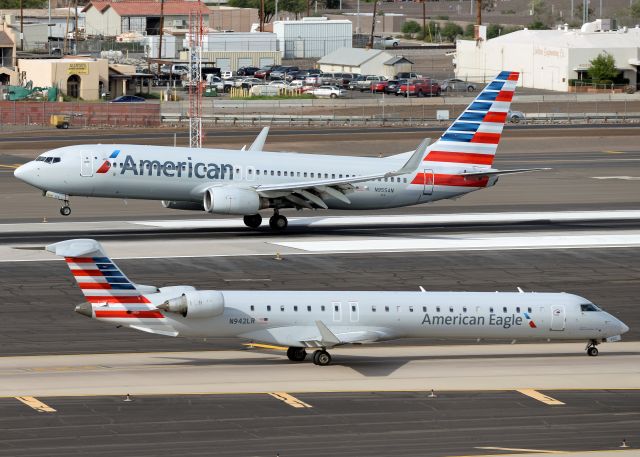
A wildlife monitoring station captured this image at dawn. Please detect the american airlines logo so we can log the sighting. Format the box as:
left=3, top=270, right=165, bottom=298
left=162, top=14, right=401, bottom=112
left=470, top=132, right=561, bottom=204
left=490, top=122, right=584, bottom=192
left=421, top=313, right=535, bottom=329
left=101, top=153, right=235, bottom=180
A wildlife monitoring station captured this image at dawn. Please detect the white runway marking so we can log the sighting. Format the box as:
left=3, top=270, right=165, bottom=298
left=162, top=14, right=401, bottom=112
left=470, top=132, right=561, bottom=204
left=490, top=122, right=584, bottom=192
left=272, top=232, right=640, bottom=253
left=592, top=176, right=640, bottom=180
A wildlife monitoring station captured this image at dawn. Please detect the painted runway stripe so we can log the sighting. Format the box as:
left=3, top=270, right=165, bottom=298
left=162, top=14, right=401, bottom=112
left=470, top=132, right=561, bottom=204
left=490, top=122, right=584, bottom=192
left=268, top=392, right=312, bottom=408
left=475, top=446, right=564, bottom=454
left=15, top=396, right=56, bottom=412
left=517, top=389, right=565, bottom=405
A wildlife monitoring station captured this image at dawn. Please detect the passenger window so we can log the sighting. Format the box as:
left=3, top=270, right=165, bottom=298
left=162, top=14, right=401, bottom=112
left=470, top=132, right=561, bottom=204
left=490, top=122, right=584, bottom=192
left=324, top=173, right=328, bottom=178
left=422, top=306, right=427, bottom=312
left=385, top=306, right=389, bottom=312
left=449, top=306, right=453, bottom=313
left=409, top=306, right=413, bottom=312
left=436, top=306, right=440, bottom=312
left=297, top=172, right=301, bottom=177
left=372, top=305, right=377, bottom=312
left=248, top=169, right=253, bottom=174
left=527, top=307, right=532, bottom=313
left=403, top=178, right=407, bottom=183
left=332, top=174, right=335, bottom=179
left=304, top=172, right=308, bottom=177
left=351, top=305, right=356, bottom=312
left=256, top=170, right=260, bottom=175
left=516, top=307, right=520, bottom=313
left=490, top=307, right=494, bottom=313
left=284, top=171, right=288, bottom=176
left=293, top=306, right=298, bottom=311
left=270, top=170, right=274, bottom=176
left=267, top=305, right=271, bottom=311
left=463, top=307, right=467, bottom=313
left=503, top=307, right=507, bottom=313
left=277, top=171, right=281, bottom=176
left=250, top=305, right=254, bottom=311
left=280, top=305, right=285, bottom=311
left=339, top=174, right=343, bottom=178
left=321, top=305, right=325, bottom=311
left=334, top=305, right=339, bottom=311
left=311, top=173, right=315, bottom=178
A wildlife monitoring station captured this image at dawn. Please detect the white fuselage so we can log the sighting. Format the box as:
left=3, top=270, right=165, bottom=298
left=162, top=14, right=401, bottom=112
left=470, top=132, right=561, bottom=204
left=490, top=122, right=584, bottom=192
left=14, top=144, right=495, bottom=212
left=98, top=290, right=628, bottom=347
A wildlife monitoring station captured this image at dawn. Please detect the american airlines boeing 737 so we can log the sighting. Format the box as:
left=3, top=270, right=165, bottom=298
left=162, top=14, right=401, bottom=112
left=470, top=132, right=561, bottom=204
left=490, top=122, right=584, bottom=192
left=15, top=71, right=544, bottom=230
left=48, top=239, right=629, bottom=365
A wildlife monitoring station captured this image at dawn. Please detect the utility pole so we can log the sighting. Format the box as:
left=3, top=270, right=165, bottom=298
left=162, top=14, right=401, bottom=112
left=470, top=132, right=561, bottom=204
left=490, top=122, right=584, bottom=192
left=74, top=0, right=79, bottom=54
left=307, top=0, right=310, bottom=18
left=476, top=0, right=482, bottom=25
left=422, top=0, right=426, bottom=41
left=19, top=0, right=24, bottom=50
left=275, top=0, right=278, bottom=22
left=48, top=0, right=51, bottom=54
left=259, top=0, right=265, bottom=30
left=158, top=0, right=164, bottom=60
left=368, top=0, right=378, bottom=48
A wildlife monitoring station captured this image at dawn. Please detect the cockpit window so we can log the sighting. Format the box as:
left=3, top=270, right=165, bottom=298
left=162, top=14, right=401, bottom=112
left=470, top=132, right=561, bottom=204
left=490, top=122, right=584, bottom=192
left=35, top=156, right=60, bottom=163
left=580, top=304, right=600, bottom=312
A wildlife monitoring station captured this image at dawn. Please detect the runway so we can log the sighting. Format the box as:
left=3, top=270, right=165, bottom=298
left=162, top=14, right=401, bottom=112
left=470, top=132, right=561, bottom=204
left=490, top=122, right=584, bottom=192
left=2, top=386, right=639, bottom=457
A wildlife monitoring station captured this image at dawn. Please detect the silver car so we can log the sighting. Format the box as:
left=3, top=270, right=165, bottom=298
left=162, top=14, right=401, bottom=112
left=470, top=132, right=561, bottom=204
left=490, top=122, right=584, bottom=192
left=441, top=78, right=476, bottom=92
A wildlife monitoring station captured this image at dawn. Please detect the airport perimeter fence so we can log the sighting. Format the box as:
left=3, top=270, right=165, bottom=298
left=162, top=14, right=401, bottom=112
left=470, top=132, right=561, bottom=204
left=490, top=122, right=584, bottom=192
left=0, top=101, right=161, bottom=128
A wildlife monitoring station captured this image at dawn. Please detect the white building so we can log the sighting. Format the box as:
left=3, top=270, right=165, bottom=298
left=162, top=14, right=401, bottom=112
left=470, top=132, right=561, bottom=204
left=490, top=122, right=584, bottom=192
left=200, top=32, right=277, bottom=52
left=272, top=17, right=352, bottom=59
left=318, top=47, right=412, bottom=78
left=455, top=20, right=640, bottom=92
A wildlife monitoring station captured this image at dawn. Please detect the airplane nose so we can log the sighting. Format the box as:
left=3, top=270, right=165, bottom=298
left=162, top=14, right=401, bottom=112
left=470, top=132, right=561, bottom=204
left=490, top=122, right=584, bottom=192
left=13, top=163, right=27, bottom=180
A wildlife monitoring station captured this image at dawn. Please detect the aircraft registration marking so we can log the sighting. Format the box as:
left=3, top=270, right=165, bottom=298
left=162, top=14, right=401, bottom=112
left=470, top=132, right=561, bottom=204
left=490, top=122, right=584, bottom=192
left=516, top=389, right=565, bottom=406
left=269, top=392, right=312, bottom=408
left=15, top=396, right=56, bottom=413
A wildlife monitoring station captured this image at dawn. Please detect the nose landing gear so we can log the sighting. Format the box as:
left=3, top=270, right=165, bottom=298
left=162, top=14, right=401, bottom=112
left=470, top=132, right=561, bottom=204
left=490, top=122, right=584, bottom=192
left=586, top=339, right=599, bottom=356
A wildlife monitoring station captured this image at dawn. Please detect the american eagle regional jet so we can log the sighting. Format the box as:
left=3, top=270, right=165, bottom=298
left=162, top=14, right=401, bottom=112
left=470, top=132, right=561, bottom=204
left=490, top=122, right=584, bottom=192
left=48, top=239, right=629, bottom=365
left=15, top=71, right=544, bottom=230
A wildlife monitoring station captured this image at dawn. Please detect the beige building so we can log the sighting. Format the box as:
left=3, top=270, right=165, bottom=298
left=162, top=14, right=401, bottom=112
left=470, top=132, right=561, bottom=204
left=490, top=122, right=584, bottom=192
left=180, top=50, right=281, bottom=72
left=318, top=47, right=413, bottom=79
left=18, top=58, right=109, bottom=100
left=209, top=6, right=258, bottom=32
left=0, top=30, right=17, bottom=85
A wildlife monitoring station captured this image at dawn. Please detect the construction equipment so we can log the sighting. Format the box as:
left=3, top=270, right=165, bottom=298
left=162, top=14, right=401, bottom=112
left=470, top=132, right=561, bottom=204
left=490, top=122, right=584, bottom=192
left=50, top=114, right=71, bottom=129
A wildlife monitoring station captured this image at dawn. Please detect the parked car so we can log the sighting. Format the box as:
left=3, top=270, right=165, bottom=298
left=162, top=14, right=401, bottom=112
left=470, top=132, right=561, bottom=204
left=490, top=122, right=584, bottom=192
left=378, top=35, right=399, bottom=47
left=395, top=72, right=420, bottom=80
left=385, top=79, right=404, bottom=94
left=240, top=77, right=263, bottom=89
left=205, top=75, right=225, bottom=91
left=353, top=75, right=387, bottom=91
left=397, top=79, right=441, bottom=97
left=334, top=72, right=354, bottom=87
left=268, top=80, right=292, bottom=89
left=309, top=85, right=347, bottom=98
left=371, top=80, right=389, bottom=93
left=440, top=78, right=476, bottom=92
left=161, top=64, right=189, bottom=75
left=270, top=66, right=299, bottom=80
left=507, top=110, right=525, bottom=123
left=110, top=95, right=145, bottom=103
left=237, top=66, right=259, bottom=76
left=254, top=65, right=282, bottom=79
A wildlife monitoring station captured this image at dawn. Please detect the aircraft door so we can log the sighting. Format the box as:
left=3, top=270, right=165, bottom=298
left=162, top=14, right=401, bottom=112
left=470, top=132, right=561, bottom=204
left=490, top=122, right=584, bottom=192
left=80, top=153, right=94, bottom=177
left=550, top=305, right=566, bottom=331
left=349, top=302, right=359, bottom=322
left=422, top=169, right=434, bottom=196
left=332, top=302, right=342, bottom=322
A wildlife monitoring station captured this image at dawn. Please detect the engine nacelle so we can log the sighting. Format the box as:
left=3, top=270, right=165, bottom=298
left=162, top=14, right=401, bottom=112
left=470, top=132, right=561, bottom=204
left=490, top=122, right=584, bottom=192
left=162, top=200, right=205, bottom=211
left=158, top=286, right=196, bottom=295
left=203, top=187, right=268, bottom=215
left=158, top=290, right=224, bottom=319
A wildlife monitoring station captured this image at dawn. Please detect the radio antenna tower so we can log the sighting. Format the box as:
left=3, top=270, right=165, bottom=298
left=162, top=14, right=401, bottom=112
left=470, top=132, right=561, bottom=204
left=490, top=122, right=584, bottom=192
left=188, top=5, right=204, bottom=148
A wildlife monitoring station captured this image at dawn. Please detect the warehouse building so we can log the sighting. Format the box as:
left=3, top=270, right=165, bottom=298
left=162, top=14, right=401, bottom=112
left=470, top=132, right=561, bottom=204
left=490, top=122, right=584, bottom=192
left=318, top=47, right=413, bottom=79
left=272, top=17, right=352, bottom=59
left=455, top=20, right=640, bottom=92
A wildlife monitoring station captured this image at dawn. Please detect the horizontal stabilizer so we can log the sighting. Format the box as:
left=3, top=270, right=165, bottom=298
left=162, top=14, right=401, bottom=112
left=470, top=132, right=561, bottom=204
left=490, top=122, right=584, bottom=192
left=130, top=325, right=179, bottom=337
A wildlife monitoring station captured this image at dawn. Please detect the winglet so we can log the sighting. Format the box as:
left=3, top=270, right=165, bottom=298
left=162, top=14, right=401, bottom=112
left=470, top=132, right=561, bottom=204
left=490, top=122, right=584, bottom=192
left=315, top=320, right=341, bottom=346
left=248, top=127, right=270, bottom=152
left=388, top=138, right=430, bottom=177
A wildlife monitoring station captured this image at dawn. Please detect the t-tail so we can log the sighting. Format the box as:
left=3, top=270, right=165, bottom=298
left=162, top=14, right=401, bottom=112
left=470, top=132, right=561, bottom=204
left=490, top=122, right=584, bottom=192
left=46, top=239, right=162, bottom=319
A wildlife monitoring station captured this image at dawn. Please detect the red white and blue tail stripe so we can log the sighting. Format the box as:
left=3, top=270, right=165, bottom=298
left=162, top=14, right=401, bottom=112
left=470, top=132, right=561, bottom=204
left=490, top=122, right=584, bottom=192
left=425, top=71, right=519, bottom=168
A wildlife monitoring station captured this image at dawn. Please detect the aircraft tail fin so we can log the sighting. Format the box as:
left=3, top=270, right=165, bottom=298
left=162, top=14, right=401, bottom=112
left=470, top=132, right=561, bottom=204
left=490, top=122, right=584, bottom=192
left=424, top=71, right=519, bottom=168
left=46, top=239, right=151, bottom=305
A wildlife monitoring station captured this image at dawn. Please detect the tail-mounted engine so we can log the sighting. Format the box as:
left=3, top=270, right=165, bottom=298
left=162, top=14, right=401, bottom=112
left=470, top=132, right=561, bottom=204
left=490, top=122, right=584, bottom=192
left=157, top=290, right=224, bottom=319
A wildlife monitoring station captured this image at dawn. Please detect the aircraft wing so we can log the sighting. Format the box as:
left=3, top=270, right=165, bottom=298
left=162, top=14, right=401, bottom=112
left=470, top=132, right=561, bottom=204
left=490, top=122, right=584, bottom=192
left=252, top=139, right=430, bottom=208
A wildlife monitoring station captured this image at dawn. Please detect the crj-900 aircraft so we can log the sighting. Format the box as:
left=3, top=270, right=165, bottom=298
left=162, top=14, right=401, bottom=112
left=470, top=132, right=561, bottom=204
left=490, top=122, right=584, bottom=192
left=15, top=72, right=544, bottom=230
left=48, top=239, right=629, bottom=365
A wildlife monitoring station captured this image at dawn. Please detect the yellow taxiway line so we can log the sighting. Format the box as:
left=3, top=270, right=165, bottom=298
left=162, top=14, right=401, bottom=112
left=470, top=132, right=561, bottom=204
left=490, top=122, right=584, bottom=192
left=517, top=389, right=565, bottom=405
left=243, top=343, right=287, bottom=351
left=15, top=396, right=56, bottom=413
left=475, top=446, right=564, bottom=454
left=268, top=392, right=312, bottom=408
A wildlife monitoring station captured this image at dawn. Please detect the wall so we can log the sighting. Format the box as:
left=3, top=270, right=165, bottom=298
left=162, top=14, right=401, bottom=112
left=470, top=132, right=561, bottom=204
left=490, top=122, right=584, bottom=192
left=360, top=52, right=393, bottom=75
left=209, top=7, right=258, bottom=32
left=84, top=6, right=121, bottom=36
left=18, top=59, right=109, bottom=100
left=273, top=19, right=352, bottom=59
left=181, top=50, right=281, bottom=71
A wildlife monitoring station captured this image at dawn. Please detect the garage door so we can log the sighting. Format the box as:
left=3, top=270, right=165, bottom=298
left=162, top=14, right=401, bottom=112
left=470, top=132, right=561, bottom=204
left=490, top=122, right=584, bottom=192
left=259, top=57, right=274, bottom=68
left=238, top=58, right=253, bottom=68
left=216, top=58, right=231, bottom=72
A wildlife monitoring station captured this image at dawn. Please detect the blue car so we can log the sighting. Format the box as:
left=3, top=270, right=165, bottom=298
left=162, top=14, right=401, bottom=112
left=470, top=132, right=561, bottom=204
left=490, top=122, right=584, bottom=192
left=110, top=95, right=146, bottom=103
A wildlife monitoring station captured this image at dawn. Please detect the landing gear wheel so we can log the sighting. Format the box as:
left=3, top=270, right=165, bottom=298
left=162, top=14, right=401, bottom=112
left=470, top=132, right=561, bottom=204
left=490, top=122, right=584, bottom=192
left=587, top=346, right=599, bottom=357
left=269, top=214, right=288, bottom=230
left=312, top=350, right=332, bottom=366
left=60, top=205, right=71, bottom=216
left=243, top=214, right=262, bottom=229
left=287, top=347, right=307, bottom=362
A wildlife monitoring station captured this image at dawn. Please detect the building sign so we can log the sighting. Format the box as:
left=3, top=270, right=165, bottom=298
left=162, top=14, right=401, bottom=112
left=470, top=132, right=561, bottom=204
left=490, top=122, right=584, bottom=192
left=67, top=63, right=89, bottom=75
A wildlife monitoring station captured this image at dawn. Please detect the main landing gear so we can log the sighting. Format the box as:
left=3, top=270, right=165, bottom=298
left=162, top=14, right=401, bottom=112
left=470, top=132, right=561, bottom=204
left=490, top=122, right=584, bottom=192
left=243, top=211, right=288, bottom=230
left=286, top=347, right=307, bottom=362
left=586, top=339, right=599, bottom=357
left=286, top=347, right=332, bottom=365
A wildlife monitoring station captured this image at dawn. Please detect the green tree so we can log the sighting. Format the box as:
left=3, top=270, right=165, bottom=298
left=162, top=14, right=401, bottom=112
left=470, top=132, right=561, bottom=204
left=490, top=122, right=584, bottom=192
left=440, top=22, right=463, bottom=42
left=587, top=52, right=619, bottom=82
left=401, top=20, right=421, bottom=34
left=630, top=0, right=640, bottom=18
left=527, top=20, right=549, bottom=29
left=464, top=23, right=475, bottom=38
left=228, top=0, right=306, bottom=22
left=0, top=0, right=46, bottom=7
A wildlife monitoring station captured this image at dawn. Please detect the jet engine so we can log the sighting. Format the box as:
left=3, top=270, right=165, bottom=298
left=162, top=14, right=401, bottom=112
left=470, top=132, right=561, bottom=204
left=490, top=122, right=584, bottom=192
left=162, top=201, right=205, bottom=211
left=158, top=290, right=224, bottom=319
left=203, top=187, right=268, bottom=215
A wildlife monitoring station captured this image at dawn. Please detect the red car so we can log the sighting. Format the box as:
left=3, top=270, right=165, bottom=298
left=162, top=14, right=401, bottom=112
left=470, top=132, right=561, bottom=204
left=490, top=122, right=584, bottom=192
left=254, top=65, right=281, bottom=80
left=397, top=79, right=441, bottom=97
left=371, top=81, right=389, bottom=93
